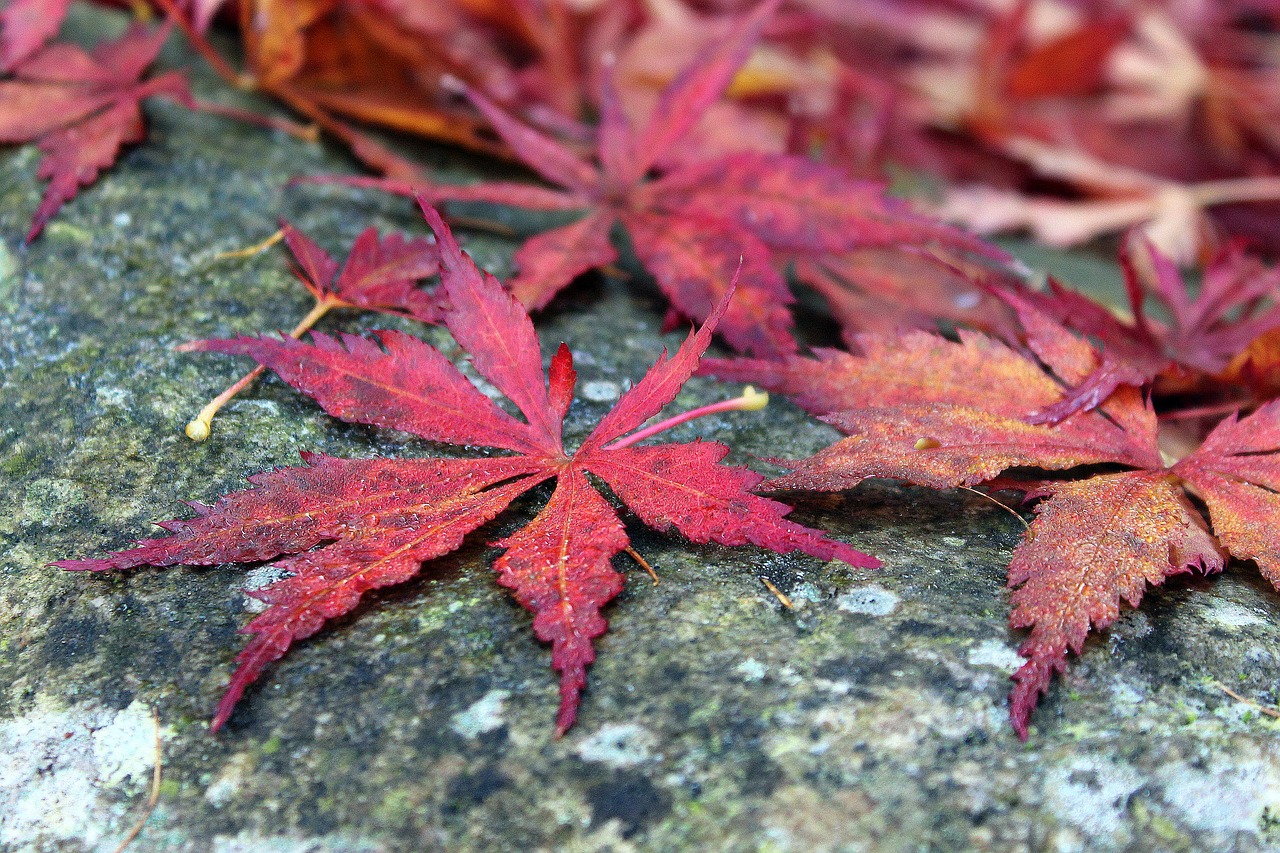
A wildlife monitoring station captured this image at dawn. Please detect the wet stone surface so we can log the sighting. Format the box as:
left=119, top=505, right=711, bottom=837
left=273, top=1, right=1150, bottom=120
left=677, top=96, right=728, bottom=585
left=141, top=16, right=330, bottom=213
left=2, top=9, right=1280, bottom=853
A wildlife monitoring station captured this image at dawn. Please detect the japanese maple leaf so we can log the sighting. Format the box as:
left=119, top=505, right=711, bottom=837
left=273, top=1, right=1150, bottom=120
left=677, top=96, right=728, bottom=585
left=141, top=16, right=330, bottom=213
left=0, top=22, right=193, bottom=240
left=273, top=220, right=444, bottom=325
left=705, top=296, right=1280, bottom=739
left=0, top=0, right=72, bottom=71
left=56, top=204, right=875, bottom=735
left=792, top=248, right=1020, bottom=348
left=324, top=0, right=995, bottom=356
left=1021, top=238, right=1280, bottom=423
left=180, top=221, right=442, bottom=441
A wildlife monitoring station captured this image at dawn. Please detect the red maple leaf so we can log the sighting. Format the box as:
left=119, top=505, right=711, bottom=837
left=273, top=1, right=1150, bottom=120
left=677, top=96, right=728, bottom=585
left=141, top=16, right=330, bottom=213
left=321, top=0, right=994, bottom=356
left=55, top=204, right=876, bottom=735
left=705, top=295, right=1280, bottom=739
left=792, top=248, right=1020, bottom=348
left=0, top=22, right=192, bottom=240
left=275, top=220, right=444, bottom=325
left=1021, top=238, right=1280, bottom=423
left=0, top=0, right=72, bottom=71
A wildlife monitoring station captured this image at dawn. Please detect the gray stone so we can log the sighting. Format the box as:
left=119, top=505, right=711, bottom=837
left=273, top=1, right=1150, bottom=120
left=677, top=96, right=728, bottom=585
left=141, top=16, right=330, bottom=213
left=3, top=7, right=1280, bottom=852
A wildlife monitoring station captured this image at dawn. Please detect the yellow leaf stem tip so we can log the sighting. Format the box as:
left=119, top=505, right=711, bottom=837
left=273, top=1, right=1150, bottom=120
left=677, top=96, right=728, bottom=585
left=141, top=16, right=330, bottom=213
left=185, top=416, right=212, bottom=442
left=603, top=385, right=770, bottom=450
left=740, top=386, right=769, bottom=411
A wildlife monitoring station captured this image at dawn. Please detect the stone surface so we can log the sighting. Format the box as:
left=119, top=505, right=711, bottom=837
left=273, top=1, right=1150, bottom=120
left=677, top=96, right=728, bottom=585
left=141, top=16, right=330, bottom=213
left=3, top=8, right=1280, bottom=852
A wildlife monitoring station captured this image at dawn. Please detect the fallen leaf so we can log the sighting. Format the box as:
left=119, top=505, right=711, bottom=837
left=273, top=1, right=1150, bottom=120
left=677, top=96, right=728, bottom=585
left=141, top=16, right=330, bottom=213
left=704, top=295, right=1280, bottom=739
left=56, top=204, right=875, bottom=735
left=320, top=0, right=995, bottom=356
left=0, top=22, right=192, bottom=240
left=1021, top=237, right=1280, bottom=423
left=0, top=0, right=73, bottom=71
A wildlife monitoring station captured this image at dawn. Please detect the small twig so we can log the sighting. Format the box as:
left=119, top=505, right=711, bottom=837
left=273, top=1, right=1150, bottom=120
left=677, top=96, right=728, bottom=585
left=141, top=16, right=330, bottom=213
left=958, top=485, right=1030, bottom=530
left=760, top=577, right=794, bottom=609
left=194, top=100, right=320, bottom=142
left=625, top=546, right=659, bottom=585
left=446, top=214, right=518, bottom=237
left=212, top=228, right=284, bottom=261
left=149, top=0, right=250, bottom=89
left=1212, top=680, right=1280, bottom=719
left=112, top=706, right=163, bottom=853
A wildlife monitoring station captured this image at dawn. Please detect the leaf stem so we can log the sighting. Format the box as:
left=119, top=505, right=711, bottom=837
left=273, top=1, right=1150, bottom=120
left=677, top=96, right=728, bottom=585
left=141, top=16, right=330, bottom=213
left=193, top=100, right=320, bottom=142
left=1189, top=176, right=1280, bottom=207
left=212, top=228, right=284, bottom=261
left=149, top=0, right=252, bottom=89
left=604, top=386, right=768, bottom=450
left=1212, top=680, right=1280, bottom=719
left=1156, top=400, right=1248, bottom=421
left=184, top=298, right=335, bottom=441
left=110, top=705, right=162, bottom=853
left=625, top=546, right=659, bottom=585
left=760, top=576, right=794, bottom=609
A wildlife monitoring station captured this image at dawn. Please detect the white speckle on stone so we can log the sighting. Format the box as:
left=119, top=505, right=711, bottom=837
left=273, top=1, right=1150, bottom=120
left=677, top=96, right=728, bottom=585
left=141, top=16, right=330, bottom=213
left=1201, top=598, right=1266, bottom=630
left=242, top=565, right=293, bottom=613
left=1043, top=758, right=1143, bottom=839
left=239, top=398, right=280, bottom=416
left=1108, top=682, right=1145, bottom=707
left=92, top=700, right=157, bottom=787
left=574, top=723, right=657, bottom=768
left=836, top=585, right=900, bottom=616
left=95, top=385, right=129, bottom=407
left=966, top=639, right=1025, bottom=674
left=941, top=536, right=967, bottom=548
left=0, top=696, right=160, bottom=850
left=211, top=831, right=389, bottom=853
left=450, top=689, right=509, bottom=739
left=812, top=678, right=853, bottom=696
left=581, top=380, right=621, bottom=402
left=776, top=665, right=802, bottom=687
left=1245, top=645, right=1273, bottom=665
left=736, top=658, right=767, bottom=682
left=1156, top=756, right=1280, bottom=834
left=205, top=752, right=254, bottom=808
left=788, top=582, right=823, bottom=607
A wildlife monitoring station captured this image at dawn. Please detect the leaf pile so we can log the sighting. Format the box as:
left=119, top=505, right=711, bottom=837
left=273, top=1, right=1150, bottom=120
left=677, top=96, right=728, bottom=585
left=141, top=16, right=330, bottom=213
left=6, top=1, right=1280, bottom=260
left=323, top=0, right=998, bottom=357
left=20, top=0, right=1280, bottom=741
